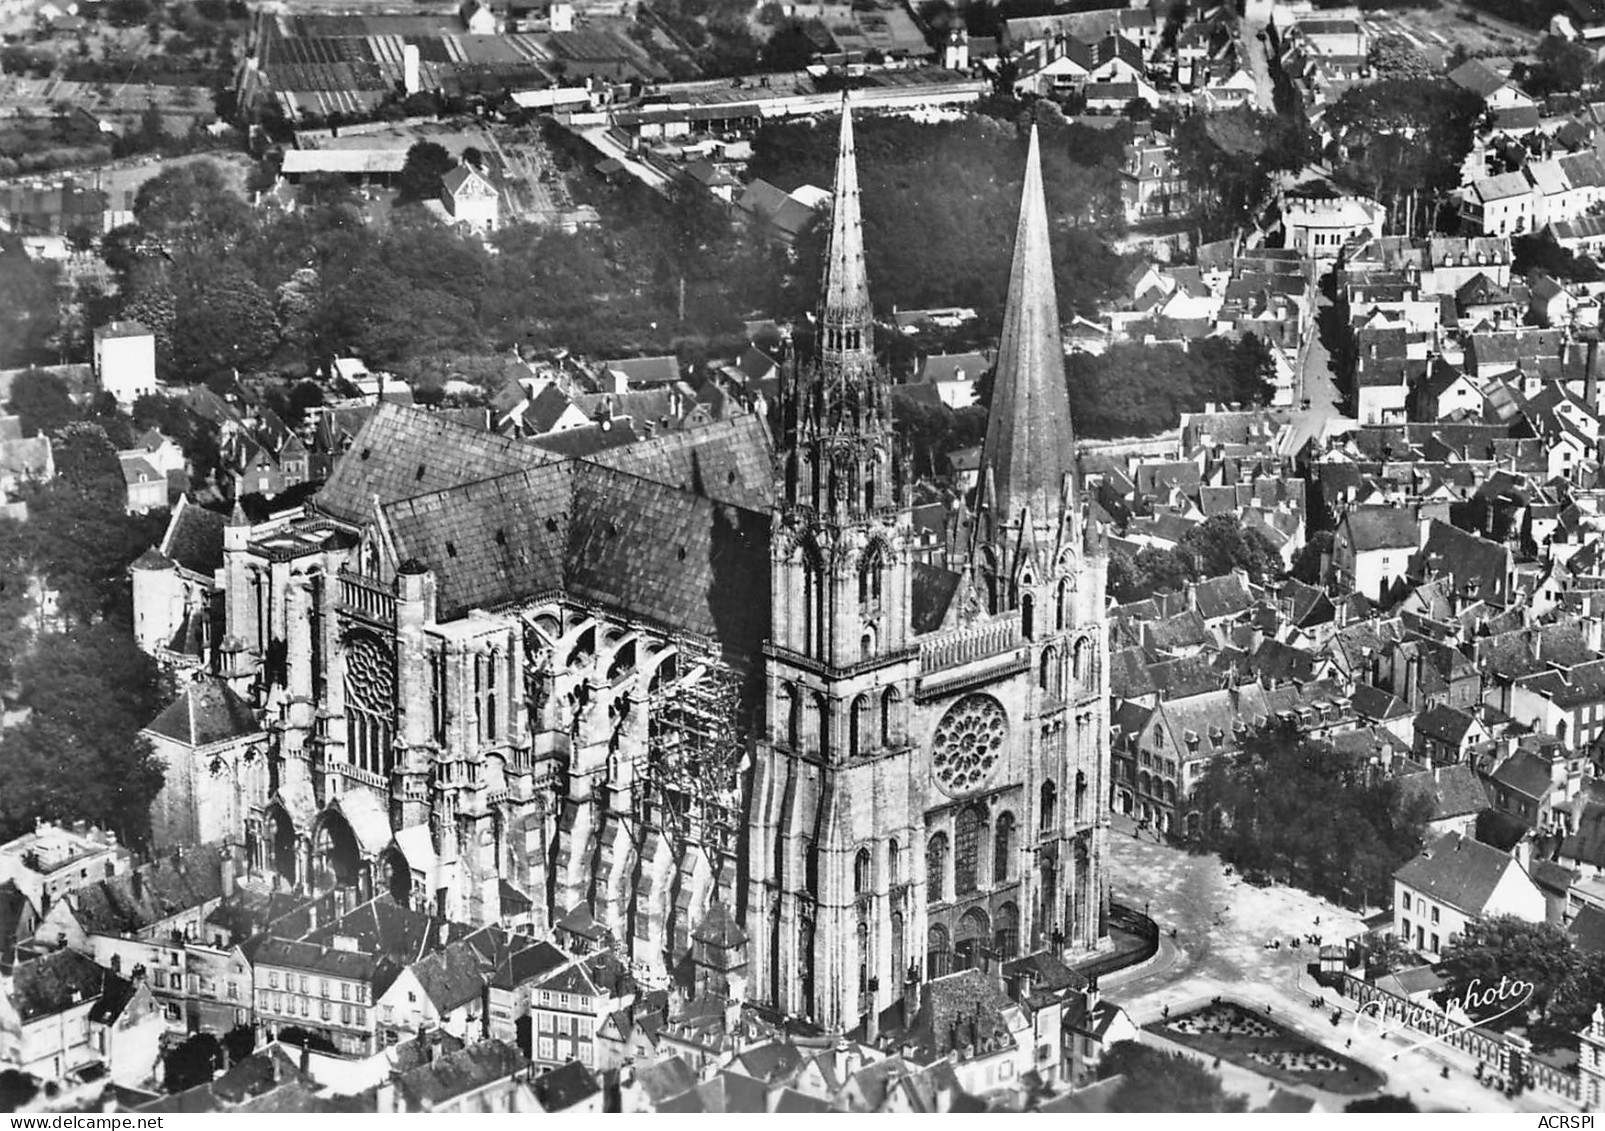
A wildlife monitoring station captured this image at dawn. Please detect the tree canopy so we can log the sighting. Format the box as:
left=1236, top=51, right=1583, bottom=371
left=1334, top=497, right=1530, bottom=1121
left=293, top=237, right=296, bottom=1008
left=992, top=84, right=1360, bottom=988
left=1063, top=336, right=1276, bottom=439
left=1438, top=916, right=1577, bottom=1033
left=397, top=141, right=456, bottom=203
left=747, top=113, right=1131, bottom=323
left=1179, top=514, right=1284, bottom=583
left=7, top=369, right=77, bottom=437
left=1191, top=729, right=1433, bottom=906
left=0, top=623, right=167, bottom=848
left=1172, top=108, right=1314, bottom=240
left=1098, top=1041, right=1247, bottom=1112
left=1324, top=78, right=1485, bottom=228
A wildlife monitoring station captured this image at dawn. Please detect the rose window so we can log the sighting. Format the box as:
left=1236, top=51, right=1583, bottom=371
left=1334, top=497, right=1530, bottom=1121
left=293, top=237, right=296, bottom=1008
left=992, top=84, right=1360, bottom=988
left=932, top=694, right=1007, bottom=794
left=344, top=633, right=395, bottom=713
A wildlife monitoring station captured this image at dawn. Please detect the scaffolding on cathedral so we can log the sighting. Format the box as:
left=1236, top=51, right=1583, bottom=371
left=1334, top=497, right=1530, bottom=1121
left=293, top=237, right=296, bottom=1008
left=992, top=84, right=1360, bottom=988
left=642, top=650, right=746, bottom=861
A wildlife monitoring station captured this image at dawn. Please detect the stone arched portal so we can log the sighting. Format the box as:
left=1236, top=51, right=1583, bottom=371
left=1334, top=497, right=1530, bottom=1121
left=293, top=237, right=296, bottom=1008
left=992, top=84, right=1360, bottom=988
left=268, top=805, right=298, bottom=887
left=312, top=808, right=362, bottom=892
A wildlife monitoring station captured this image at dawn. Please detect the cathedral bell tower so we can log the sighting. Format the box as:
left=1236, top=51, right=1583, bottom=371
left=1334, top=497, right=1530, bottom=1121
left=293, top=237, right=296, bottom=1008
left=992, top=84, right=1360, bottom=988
left=773, top=94, right=912, bottom=666
left=751, top=95, right=922, bottom=1028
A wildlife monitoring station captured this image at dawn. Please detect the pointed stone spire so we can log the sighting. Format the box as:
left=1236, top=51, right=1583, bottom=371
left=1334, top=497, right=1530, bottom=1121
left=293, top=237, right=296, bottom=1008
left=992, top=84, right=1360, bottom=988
left=229, top=498, right=249, bottom=527
left=817, top=92, right=873, bottom=375
left=978, top=124, right=1076, bottom=548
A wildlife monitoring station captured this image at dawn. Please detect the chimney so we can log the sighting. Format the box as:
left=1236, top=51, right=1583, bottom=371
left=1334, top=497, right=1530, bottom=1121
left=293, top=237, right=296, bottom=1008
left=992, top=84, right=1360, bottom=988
left=1515, top=835, right=1533, bottom=872
left=221, top=850, right=235, bottom=899
left=299, top=1041, right=311, bottom=1074
left=866, top=1001, right=879, bottom=1046
left=903, top=962, right=922, bottom=1029
left=131, top=869, right=144, bottom=902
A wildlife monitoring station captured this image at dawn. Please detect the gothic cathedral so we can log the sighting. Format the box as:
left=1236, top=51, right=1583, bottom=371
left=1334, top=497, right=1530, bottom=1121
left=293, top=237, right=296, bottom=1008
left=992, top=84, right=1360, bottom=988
left=745, top=105, right=1111, bottom=1029
left=131, top=97, right=1109, bottom=1038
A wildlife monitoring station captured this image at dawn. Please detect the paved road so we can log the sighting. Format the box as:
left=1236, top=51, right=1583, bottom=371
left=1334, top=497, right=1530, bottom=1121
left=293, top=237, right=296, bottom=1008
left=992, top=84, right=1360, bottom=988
left=1104, top=814, right=1573, bottom=1112
left=1239, top=17, right=1278, bottom=113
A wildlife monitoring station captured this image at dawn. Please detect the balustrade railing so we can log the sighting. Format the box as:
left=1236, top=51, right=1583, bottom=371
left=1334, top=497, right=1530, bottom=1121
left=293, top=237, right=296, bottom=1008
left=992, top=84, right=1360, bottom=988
left=337, top=569, right=395, bottom=623
left=919, top=612, right=1022, bottom=675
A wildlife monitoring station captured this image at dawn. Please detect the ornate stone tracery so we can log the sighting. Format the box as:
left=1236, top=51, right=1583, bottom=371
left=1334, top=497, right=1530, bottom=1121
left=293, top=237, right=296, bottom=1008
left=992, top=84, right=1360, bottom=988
left=932, top=694, right=1008, bottom=795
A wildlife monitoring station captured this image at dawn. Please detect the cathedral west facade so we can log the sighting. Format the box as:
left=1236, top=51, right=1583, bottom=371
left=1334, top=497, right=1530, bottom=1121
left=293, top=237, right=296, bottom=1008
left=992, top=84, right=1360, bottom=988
left=130, top=100, right=1110, bottom=1032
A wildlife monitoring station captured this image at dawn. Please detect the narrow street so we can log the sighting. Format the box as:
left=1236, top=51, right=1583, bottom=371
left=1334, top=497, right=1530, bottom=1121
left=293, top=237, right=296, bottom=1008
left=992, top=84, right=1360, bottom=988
left=1240, top=16, right=1278, bottom=113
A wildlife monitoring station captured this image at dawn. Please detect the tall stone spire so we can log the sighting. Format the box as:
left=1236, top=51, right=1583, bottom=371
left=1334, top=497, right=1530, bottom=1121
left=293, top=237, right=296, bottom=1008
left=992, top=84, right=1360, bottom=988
left=977, top=124, right=1076, bottom=549
left=817, top=92, right=873, bottom=378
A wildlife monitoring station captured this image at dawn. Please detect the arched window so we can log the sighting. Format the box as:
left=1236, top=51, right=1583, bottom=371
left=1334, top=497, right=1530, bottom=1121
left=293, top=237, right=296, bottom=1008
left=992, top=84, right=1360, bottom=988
left=1075, top=638, right=1092, bottom=686
left=1021, top=592, right=1035, bottom=640
left=928, top=924, right=951, bottom=979
left=854, top=847, right=872, bottom=895
left=1040, top=780, right=1057, bottom=831
left=858, top=544, right=883, bottom=606
left=815, top=692, right=831, bottom=759
left=1056, top=577, right=1070, bottom=631
left=955, top=808, right=982, bottom=895
left=804, top=841, right=819, bottom=898
left=1076, top=769, right=1088, bottom=823
left=927, top=833, right=948, bottom=903
left=783, top=684, right=801, bottom=749
left=888, top=838, right=900, bottom=884
left=955, top=907, right=989, bottom=971
left=1039, top=646, right=1058, bottom=695
left=860, top=627, right=876, bottom=660
left=993, top=812, right=1015, bottom=882
left=994, top=902, right=1020, bottom=960
left=857, top=919, right=871, bottom=996
left=891, top=913, right=905, bottom=985
left=881, top=686, right=899, bottom=747
left=850, top=694, right=871, bottom=756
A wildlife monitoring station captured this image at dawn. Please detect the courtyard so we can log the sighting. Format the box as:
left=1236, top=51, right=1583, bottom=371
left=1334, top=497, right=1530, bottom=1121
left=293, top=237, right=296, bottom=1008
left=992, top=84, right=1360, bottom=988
left=1154, top=1001, right=1385, bottom=1095
left=1103, top=813, right=1577, bottom=1112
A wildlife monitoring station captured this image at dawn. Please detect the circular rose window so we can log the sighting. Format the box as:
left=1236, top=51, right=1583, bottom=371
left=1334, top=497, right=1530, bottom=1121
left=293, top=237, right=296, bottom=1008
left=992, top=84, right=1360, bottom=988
left=344, top=633, right=395, bottom=714
left=932, top=694, right=1007, bottom=794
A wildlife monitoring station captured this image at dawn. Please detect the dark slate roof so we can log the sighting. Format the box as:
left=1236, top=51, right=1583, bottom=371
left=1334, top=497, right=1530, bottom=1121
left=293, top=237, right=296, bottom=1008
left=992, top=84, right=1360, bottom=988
left=911, top=562, right=960, bottom=635
left=13, top=948, right=104, bottom=1021
left=305, top=896, right=461, bottom=964
left=316, top=402, right=553, bottom=525
left=1351, top=682, right=1409, bottom=720
left=1568, top=903, right=1605, bottom=954
left=87, top=972, right=140, bottom=1025
left=1193, top=572, right=1252, bottom=620
left=162, top=498, right=227, bottom=574
left=1414, top=704, right=1478, bottom=746
left=144, top=677, right=263, bottom=748
left=381, top=457, right=770, bottom=657
left=1396, top=764, right=1489, bottom=820
left=1109, top=646, right=1159, bottom=699
left=383, top=463, right=572, bottom=618
left=1342, top=505, right=1419, bottom=552
left=1492, top=751, right=1559, bottom=798
left=585, top=415, right=773, bottom=511
left=392, top=1041, right=526, bottom=1110
left=408, top=939, right=488, bottom=1013
left=251, top=937, right=386, bottom=982
left=1514, top=657, right=1605, bottom=711
left=633, top=1054, right=698, bottom=1103
left=70, top=848, right=229, bottom=937
left=532, top=1060, right=601, bottom=1111
left=567, top=464, right=769, bottom=657
left=1562, top=803, right=1605, bottom=869
left=1394, top=832, right=1524, bottom=916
